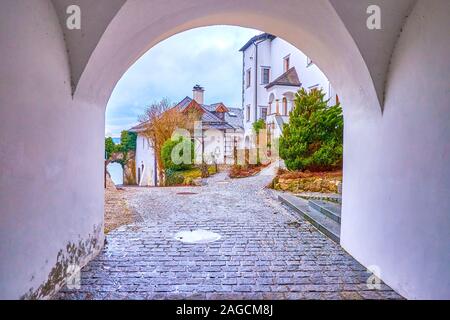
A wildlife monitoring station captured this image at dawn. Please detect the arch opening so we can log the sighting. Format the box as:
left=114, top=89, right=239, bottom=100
left=5, top=0, right=449, bottom=301
left=75, top=1, right=383, bottom=119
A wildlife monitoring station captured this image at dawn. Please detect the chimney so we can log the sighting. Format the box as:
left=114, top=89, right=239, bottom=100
left=193, top=85, right=205, bottom=105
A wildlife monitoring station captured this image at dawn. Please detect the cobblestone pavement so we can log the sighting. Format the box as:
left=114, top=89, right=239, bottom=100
left=58, top=167, right=402, bottom=300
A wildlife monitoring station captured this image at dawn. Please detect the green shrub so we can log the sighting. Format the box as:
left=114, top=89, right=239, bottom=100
left=279, top=88, right=343, bottom=171
left=161, top=136, right=194, bottom=171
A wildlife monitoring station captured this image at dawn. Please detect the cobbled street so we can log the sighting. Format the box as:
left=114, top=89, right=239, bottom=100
left=58, top=167, right=401, bottom=300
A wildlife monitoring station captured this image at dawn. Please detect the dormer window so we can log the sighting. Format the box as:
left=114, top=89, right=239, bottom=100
left=283, top=55, right=290, bottom=72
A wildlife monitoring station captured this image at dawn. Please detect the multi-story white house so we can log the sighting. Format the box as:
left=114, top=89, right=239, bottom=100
left=240, top=33, right=338, bottom=145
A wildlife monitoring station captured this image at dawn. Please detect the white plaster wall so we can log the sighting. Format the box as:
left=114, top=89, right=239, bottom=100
left=270, top=38, right=332, bottom=99
left=242, top=45, right=255, bottom=137
left=1, top=0, right=449, bottom=300
left=0, top=0, right=104, bottom=299
left=340, top=0, right=450, bottom=299
left=256, top=40, right=272, bottom=113
left=135, top=134, right=156, bottom=186
left=243, top=39, right=273, bottom=141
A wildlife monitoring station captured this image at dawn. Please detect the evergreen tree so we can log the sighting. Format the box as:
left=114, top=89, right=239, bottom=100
left=252, top=119, right=266, bottom=165
left=105, top=137, right=116, bottom=159
left=279, top=88, right=343, bottom=171
left=118, top=131, right=137, bottom=153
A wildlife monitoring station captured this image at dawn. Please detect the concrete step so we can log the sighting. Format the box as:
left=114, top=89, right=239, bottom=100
left=278, top=193, right=341, bottom=243
left=308, top=200, right=341, bottom=224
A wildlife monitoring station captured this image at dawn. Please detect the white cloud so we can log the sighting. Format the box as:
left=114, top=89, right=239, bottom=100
left=106, top=26, right=260, bottom=137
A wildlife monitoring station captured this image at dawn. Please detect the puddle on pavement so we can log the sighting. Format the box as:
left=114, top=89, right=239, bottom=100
left=174, top=230, right=222, bottom=244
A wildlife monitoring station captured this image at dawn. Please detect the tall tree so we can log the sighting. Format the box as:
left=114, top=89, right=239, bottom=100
left=119, top=131, right=137, bottom=153
left=139, top=98, right=200, bottom=185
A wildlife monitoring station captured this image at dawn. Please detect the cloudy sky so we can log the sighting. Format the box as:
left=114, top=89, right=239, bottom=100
left=105, top=26, right=261, bottom=137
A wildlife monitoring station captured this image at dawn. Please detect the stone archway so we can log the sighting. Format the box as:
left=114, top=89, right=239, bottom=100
left=1, top=0, right=449, bottom=300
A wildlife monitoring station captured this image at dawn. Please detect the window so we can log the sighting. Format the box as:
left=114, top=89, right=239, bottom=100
left=283, top=55, right=290, bottom=72
left=307, top=56, right=313, bottom=67
left=261, top=67, right=270, bottom=85
left=260, top=107, right=268, bottom=120
left=246, top=69, right=251, bottom=88
left=246, top=105, right=251, bottom=122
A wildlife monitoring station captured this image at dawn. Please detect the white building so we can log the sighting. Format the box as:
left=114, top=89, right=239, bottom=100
left=130, top=86, right=244, bottom=186
left=240, top=33, right=338, bottom=144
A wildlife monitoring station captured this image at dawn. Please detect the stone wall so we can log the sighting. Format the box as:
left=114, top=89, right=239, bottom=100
left=273, top=173, right=342, bottom=194
left=107, top=151, right=136, bottom=186
left=123, top=158, right=136, bottom=186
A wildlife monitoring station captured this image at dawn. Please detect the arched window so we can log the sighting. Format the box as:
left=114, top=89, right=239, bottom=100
left=282, top=97, right=288, bottom=115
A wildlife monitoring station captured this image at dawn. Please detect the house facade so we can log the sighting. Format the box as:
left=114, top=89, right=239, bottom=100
left=240, top=33, right=338, bottom=144
left=130, top=86, right=244, bottom=186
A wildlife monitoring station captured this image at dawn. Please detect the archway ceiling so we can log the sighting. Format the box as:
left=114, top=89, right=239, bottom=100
left=50, top=0, right=416, bottom=113
left=51, top=0, right=127, bottom=91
